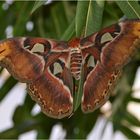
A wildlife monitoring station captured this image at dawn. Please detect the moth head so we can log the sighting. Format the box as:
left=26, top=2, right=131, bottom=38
left=68, top=38, right=80, bottom=48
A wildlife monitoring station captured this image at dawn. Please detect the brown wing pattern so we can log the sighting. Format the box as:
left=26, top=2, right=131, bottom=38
left=0, top=20, right=140, bottom=118
left=25, top=38, right=74, bottom=119
left=27, top=49, right=74, bottom=119
left=81, top=20, right=140, bottom=113
left=0, top=37, right=44, bottom=82
left=0, top=37, right=73, bottom=119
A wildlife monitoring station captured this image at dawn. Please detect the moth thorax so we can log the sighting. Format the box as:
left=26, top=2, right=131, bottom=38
left=70, top=48, right=82, bottom=80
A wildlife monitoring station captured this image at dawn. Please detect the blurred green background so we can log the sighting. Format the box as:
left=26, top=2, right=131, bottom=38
left=0, top=0, right=140, bottom=139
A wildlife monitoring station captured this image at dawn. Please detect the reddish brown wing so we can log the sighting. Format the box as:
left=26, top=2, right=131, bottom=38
left=81, top=20, right=140, bottom=113
left=0, top=37, right=73, bottom=119
left=0, top=37, right=44, bottom=82
left=26, top=38, right=74, bottom=119
left=24, top=38, right=74, bottom=118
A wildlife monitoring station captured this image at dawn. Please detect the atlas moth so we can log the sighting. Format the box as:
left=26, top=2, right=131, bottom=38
left=0, top=19, right=140, bottom=119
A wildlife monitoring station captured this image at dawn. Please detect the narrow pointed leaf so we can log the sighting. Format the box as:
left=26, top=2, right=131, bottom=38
left=31, top=0, right=47, bottom=14
left=124, top=111, right=140, bottom=127
left=61, top=18, right=75, bottom=40
left=0, top=77, right=17, bottom=101
left=116, top=1, right=140, bottom=19
left=76, top=0, right=105, bottom=37
left=131, top=97, right=140, bottom=103
left=119, top=124, right=140, bottom=139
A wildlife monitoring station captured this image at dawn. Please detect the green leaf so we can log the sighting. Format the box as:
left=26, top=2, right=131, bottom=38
left=75, top=1, right=91, bottom=37
left=31, top=0, right=47, bottom=14
left=61, top=18, right=75, bottom=40
left=24, top=94, right=36, bottom=112
left=12, top=94, right=36, bottom=125
left=50, top=1, right=70, bottom=39
left=75, top=0, right=105, bottom=37
left=74, top=69, right=84, bottom=112
left=131, top=97, right=140, bottom=103
left=0, top=77, right=17, bottom=101
left=86, top=0, right=105, bottom=34
left=0, top=120, right=38, bottom=139
left=13, top=106, right=27, bottom=125
left=116, top=1, right=140, bottom=19
left=118, top=124, right=140, bottom=139
left=13, top=2, right=34, bottom=35
left=124, top=111, right=140, bottom=127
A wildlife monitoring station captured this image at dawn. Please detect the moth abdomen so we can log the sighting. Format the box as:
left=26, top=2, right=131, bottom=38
left=70, top=48, right=82, bottom=80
